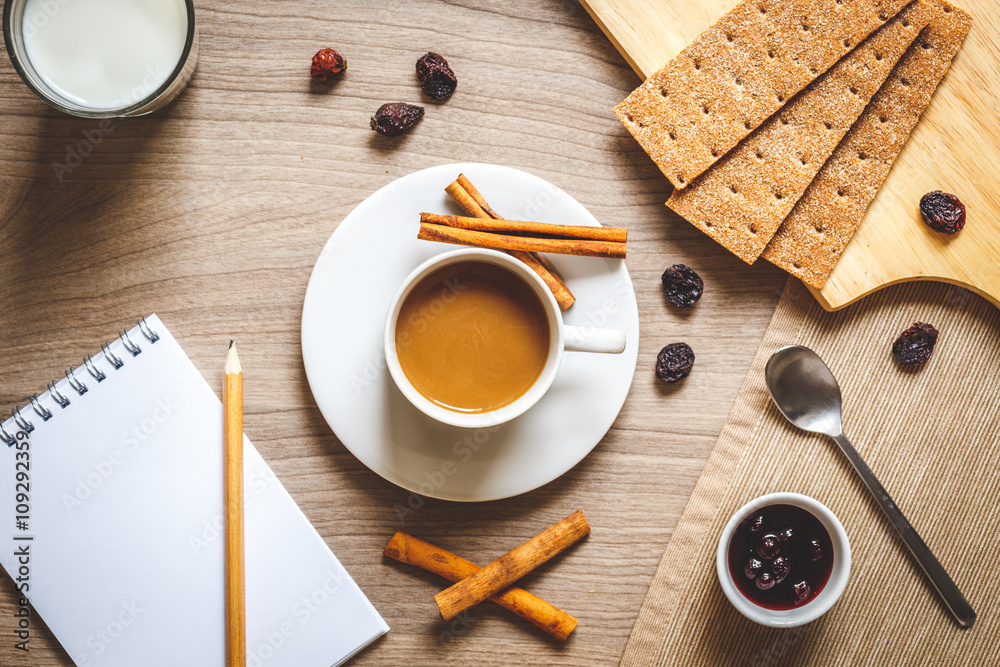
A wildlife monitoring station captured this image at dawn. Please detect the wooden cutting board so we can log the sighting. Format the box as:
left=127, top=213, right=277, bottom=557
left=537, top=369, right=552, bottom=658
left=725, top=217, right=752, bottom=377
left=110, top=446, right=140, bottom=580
left=583, top=0, right=1000, bottom=311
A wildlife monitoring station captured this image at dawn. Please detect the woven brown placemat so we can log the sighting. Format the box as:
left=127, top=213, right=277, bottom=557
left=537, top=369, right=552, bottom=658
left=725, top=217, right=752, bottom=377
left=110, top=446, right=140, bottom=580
left=621, top=278, right=999, bottom=666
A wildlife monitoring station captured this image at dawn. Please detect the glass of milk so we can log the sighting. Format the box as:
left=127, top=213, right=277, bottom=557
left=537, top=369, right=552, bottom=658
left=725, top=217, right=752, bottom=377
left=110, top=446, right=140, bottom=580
left=3, top=0, right=197, bottom=117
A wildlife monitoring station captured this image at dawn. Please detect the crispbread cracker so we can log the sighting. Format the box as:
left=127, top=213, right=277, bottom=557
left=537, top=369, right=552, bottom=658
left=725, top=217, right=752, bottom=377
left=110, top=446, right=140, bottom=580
left=762, top=0, right=972, bottom=288
left=667, top=1, right=933, bottom=264
left=614, top=0, right=913, bottom=190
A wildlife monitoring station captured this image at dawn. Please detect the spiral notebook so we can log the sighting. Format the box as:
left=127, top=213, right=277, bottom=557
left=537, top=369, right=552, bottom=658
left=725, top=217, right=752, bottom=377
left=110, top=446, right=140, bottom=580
left=0, top=315, right=387, bottom=666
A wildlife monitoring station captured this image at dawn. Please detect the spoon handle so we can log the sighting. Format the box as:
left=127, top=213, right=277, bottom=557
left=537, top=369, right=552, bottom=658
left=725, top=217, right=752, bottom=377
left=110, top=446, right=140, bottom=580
left=832, top=432, right=976, bottom=628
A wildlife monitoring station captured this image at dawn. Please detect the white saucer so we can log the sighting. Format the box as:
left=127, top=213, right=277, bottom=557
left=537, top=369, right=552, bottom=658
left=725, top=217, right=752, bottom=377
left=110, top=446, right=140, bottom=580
left=300, top=163, right=639, bottom=501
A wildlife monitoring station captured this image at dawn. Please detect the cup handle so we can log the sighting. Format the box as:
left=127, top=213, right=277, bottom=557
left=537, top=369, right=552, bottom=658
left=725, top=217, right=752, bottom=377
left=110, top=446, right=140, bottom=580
left=563, top=325, right=626, bottom=354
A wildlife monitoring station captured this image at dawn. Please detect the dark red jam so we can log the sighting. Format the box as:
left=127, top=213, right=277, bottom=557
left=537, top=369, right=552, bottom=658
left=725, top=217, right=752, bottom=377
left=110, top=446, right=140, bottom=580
left=727, top=504, right=834, bottom=610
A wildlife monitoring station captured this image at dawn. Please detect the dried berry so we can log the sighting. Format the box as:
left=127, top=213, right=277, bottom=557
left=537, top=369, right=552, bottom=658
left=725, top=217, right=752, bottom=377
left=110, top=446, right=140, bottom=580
left=661, top=264, right=704, bottom=308
left=749, top=514, right=768, bottom=533
left=807, top=537, right=825, bottom=562
left=311, top=48, right=347, bottom=81
left=892, top=322, right=939, bottom=366
left=755, top=571, right=775, bottom=591
left=416, top=52, right=457, bottom=100
left=771, top=556, right=790, bottom=583
left=655, top=342, right=694, bottom=383
left=777, top=526, right=796, bottom=543
left=745, top=557, right=764, bottom=580
left=370, top=103, right=424, bottom=137
left=757, top=534, right=781, bottom=560
left=792, top=580, right=812, bottom=605
left=920, top=191, right=966, bottom=234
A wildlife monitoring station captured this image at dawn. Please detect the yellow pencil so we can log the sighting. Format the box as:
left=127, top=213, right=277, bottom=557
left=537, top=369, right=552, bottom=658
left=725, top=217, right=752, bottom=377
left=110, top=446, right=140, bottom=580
left=224, top=341, right=246, bottom=666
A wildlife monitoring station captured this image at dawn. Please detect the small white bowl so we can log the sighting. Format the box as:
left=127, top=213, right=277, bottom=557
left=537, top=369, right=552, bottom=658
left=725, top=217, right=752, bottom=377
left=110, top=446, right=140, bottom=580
left=716, top=492, right=851, bottom=627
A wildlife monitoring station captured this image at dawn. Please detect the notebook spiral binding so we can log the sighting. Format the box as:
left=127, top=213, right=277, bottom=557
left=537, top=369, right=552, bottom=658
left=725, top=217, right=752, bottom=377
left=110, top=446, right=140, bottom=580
left=0, top=317, right=160, bottom=447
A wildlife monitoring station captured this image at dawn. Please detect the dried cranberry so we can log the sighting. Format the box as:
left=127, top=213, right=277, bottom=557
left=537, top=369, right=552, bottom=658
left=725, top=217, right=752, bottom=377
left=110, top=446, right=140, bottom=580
left=745, top=557, right=764, bottom=580
left=757, top=534, right=781, bottom=560
left=370, top=103, right=424, bottom=137
left=778, top=526, right=796, bottom=543
left=749, top=514, right=768, bottom=533
left=655, top=343, right=694, bottom=383
left=311, top=48, right=347, bottom=81
left=920, top=191, right=965, bottom=234
left=771, top=556, right=790, bottom=583
left=416, top=52, right=457, bottom=100
left=807, top=537, right=825, bottom=561
left=892, top=322, right=939, bottom=366
left=661, top=264, right=703, bottom=308
left=792, top=580, right=812, bottom=605
left=755, top=571, right=775, bottom=591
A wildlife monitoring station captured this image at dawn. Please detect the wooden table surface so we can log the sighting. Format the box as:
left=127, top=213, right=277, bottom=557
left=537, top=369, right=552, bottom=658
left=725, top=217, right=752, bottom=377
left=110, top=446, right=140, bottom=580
left=0, top=1, right=787, bottom=664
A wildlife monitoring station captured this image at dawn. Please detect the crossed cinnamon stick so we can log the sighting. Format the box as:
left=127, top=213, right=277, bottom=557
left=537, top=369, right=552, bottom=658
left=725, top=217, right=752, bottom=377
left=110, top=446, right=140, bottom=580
left=419, top=218, right=627, bottom=259
left=383, top=510, right=590, bottom=641
left=443, top=175, right=578, bottom=310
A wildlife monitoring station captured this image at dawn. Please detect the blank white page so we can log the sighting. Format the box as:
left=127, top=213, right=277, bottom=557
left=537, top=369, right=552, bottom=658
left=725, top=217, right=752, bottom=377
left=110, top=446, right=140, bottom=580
left=0, top=314, right=387, bottom=666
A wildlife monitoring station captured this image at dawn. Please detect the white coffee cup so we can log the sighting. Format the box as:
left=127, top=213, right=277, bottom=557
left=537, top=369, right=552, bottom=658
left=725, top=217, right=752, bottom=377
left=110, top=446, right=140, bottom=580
left=384, top=248, right=626, bottom=428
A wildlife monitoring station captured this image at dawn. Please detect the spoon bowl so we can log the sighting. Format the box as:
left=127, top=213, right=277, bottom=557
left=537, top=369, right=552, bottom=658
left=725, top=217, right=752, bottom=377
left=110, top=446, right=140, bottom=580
left=765, top=346, right=844, bottom=437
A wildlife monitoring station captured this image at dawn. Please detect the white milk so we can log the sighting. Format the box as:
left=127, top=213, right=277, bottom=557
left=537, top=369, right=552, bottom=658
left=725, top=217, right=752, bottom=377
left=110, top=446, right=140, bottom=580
left=22, top=0, right=188, bottom=110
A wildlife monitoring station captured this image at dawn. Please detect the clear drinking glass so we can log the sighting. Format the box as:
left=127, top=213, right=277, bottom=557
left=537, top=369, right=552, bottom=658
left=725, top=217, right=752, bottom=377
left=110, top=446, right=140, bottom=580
left=3, top=0, right=198, bottom=118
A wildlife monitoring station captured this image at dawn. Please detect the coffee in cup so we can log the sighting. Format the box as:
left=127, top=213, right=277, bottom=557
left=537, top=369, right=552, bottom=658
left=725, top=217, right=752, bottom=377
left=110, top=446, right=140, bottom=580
left=394, top=261, right=550, bottom=413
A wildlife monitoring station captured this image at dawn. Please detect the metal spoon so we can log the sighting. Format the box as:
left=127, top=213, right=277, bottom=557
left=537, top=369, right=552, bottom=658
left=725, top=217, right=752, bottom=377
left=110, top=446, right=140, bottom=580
left=765, top=345, right=975, bottom=629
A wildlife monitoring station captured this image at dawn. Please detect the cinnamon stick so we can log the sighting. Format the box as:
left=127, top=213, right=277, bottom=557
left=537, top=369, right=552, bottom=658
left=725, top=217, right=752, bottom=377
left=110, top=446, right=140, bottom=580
left=421, top=212, right=627, bottom=244
left=444, top=179, right=575, bottom=311
left=434, top=510, right=590, bottom=622
left=456, top=173, right=501, bottom=220
left=531, top=253, right=565, bottom=286
left=419, top=223, right=627, bottom=260
left=383, top=532, right=577, bottom=641
left=506, top=250, right=576, bottom=309
left=444, top=180, right=490, bottom=219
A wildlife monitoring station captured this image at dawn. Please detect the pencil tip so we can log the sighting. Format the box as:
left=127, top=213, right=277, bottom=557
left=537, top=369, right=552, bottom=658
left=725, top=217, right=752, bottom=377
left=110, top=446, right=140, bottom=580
left=225, top=340, right=241, bottom=374
left=229, top=339, right=234, bottom=348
